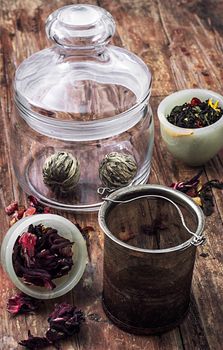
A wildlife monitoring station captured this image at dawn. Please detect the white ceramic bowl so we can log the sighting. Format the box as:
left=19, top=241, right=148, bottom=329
left=157, top=89, right=223, bottom=166
left=1, top=214, right=88, bottom=299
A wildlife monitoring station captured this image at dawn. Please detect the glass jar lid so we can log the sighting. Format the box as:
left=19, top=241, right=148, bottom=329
left=14, top=4, right=152, bottom=140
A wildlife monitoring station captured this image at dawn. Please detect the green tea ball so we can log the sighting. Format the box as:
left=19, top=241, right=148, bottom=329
left=42, top=152, right=80, bottom=194
left=99, top=152, right=137, bottom=189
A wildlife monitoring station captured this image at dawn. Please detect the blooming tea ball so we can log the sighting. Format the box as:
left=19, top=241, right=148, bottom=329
left=99, top=152, right=137, bottom=189
left=42, top=152, right=80, bottom=194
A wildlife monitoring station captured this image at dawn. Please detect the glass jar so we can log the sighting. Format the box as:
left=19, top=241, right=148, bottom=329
left=12, top=4, right=153, bottom=212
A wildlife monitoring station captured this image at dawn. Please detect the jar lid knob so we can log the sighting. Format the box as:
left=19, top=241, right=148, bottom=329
left=45, top=4, right=116, bottom=49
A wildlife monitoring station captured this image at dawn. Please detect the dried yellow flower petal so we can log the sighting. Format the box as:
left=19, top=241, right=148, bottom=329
left=192, top=197, right=202, bottom=207
left=208, top=98, right=220, bottom=112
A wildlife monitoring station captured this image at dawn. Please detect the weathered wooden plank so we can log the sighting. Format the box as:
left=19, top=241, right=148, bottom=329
left=99, top=0, right=177, bottom=96
left=0, top=0, right=223, bottom=349
left=149, top=1, right=223, bottom=348
left=157, top=0, right=223, bottom=92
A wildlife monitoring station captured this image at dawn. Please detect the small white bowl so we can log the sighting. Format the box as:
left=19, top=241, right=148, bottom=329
left=1, top=214, right=88, bottom=299
left=157, top=89, right=223, bottom=166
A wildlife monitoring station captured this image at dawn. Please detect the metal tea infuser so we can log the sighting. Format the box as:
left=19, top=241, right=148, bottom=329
left=98, top=184, right=205, bottom=334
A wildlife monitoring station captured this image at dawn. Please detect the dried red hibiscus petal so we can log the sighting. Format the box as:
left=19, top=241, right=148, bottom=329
left=23, top=207, right=37, bottom=217
left=190, top=97, right=201, bottom=106
left=5, top=201, right=18, bottom=215
left=46, top=303, right=85, bottom=343
left=171, top=170, right=202, bottom=194
left=13, top=206, right=26, bottom=220
left=171, top=171, right=223, bottom=216
left=19, top=232, right=37, bottom=258
left=19, top=303, right=84, bottom=349
left=12, top=224, right=74, bottom=289
left=19, top=268, right=56, bottom=290
left=7, top=293, right=41, bottom=316
left=28, top=195, right=50, bottom=214
left=19, top=331, right=51, bottom=349
left=5, top=196, right=50, bottom=227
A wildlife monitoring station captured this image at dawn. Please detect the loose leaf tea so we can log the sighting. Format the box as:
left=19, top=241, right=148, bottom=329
left=19, top=303, right=84, bottom=349
left=7, top=293, right=42, bottom=316
left=167, top=98, right=223, bottom=128
left=12, top=224, right=74, bottom=289
left=171, top=171, right=223, bottom=216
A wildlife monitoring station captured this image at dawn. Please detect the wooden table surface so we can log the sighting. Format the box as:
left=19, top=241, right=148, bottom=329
left=0, top=0, right=223, bottom=349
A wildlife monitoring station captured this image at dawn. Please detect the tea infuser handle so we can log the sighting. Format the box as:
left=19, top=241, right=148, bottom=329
left=97, top=187, right=115, bottom=195
left=191, top=235, right=206, bottom=246
left=104, top=194, right=205, bottom=246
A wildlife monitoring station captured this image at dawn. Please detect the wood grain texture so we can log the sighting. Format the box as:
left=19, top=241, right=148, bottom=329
left=0, top=0, right=223, bottom=349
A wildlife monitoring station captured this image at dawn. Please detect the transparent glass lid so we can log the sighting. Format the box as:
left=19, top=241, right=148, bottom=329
left=14, top=4, right=152, bottom=122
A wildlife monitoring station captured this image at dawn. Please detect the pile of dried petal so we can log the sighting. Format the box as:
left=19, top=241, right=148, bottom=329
left=171, top=171, right=223, bottom=216
left=46, top=303, right=85, bottom=343
left=5, top=196, right=50, bottom=226
left=7, top=293, right=42, bottom=316
left=19, top=303, right=85, bottom=349
left=13, top=224, right=73, bottom=289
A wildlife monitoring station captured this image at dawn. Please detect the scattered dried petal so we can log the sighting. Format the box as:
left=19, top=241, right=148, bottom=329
left=28, top=196, right=39, bottom=207
left=43, top=207, right=51, bottom=214
left=171, top=170, right=203, bottom=194
left=5, top=201, right=18, bottom=215
left=46, top=303, right=85, bottom=343
left=18, top=303, right=84, bottom=349
left=192, top=196, right=202, bottom=206
left=198, top=180, right=223, bottom=216
left=7, top=293, right=42, bottom=316
left=170, top=171, right=223, bottom=216
left=28, top=196, right=51, bottom=214
left=19, top=330, right=51, bottom=349
left=5, top=198, right=50, bottom=229
left=23, top=207, right=37, bottom=217
left=12, top=206, right=26, bottom=221
left=10, top=217, right=18, bottom=227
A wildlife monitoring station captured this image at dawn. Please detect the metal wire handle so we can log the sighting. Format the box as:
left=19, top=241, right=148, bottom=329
left=103, top=194, right=205, bottom=246
left=97, top=187, right=115, bottom=195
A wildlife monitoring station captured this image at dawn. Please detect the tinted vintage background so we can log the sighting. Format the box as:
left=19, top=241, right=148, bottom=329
left=0, top=0, right=223, bottom=349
